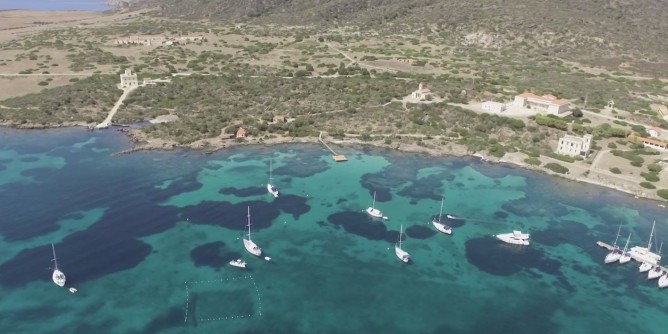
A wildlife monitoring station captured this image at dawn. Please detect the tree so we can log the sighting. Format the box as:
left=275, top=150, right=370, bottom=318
left=572, top=108, right=583, bottom=117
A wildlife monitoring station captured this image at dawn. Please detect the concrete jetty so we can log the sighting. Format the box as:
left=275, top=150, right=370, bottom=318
left=319, top=132, right=347, bottom=162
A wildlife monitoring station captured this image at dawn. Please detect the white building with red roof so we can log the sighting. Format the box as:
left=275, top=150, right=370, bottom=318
left=513, top=92, right=570, bottom=115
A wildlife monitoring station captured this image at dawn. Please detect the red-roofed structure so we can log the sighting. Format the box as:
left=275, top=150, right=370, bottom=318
left=514, top=92, right=570, bottom=115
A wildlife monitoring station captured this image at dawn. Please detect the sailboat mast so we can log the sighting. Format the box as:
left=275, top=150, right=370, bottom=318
left=613, top=223, right=622, bottom=245
left=438, top=197, right=444, bottom=222
left=372, top=191, right=376, bottom=209
left=247, top=206, right=252, bottom=240
left=51, top=243, right=59, bottom=270
left=399, top=224, right=403, bottom=248
left=623, top=233, right=631, bottom=251
left=648, top=220, right=656, bottom=250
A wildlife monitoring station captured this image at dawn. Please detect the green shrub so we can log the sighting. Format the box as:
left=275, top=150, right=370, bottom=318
left=657, top=189, right=668, bottom=200
left=534, top=114, right=568, bottom=130
left=610, top=167, right=621, bottom=174
left=544, top=162, right=569, bottom=174
left=642, top=172, right=660, bottom=182
left=488, top=144, right=506, bottom=158
left=524, top=157, right=541, bottom=166
left=648, top=163, right=663, bottom=173
left=640, top=182, right=656, bottom=189
left=607, top=142, right=617, bottom=149
left=548, top=153, right=576, bottom=163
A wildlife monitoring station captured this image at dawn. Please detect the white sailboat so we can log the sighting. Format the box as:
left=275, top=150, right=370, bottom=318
left=496, top=231, right=530, bottom=246
left=632, top=220, right=661, bottom=270
left=648, top=265, right=664, bottom=280
left=604, top=224, right=623, bottom=264
left=659, top=273, right=668, bottom=288
left=395, top=224, right=410, bottom=263
left=51, top=243, right=66, bottom=287
left=243, top=207, right=262, bottom=257
left=618, top=232, right=633, bottom=264
left=648, top=242, right=664, bottom=280
left=366, top=191, right=387, bottom=220
left=267, top=159, right=279, bottom=198
left=432, top=197, right=452, bottom=235
left=229, top=259, right=247, bottom=268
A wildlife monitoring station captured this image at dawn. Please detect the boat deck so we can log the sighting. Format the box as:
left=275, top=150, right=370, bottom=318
left=597, top=241, right=667, bottom=271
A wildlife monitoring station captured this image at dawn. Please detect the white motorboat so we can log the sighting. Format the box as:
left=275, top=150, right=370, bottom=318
left=51, top=243, right=66, bottom=287
left=629, top=221, right=661, bottom=266
left=604, top=224, right=623, bottom=264
left=68, top=288, right=77, bottom=293
left=267, top=159, right=279, bottom=198
left=648, top=266, right=664, bottom=280
left=639, top=262, right=653, bottom=273
left=618, top=232, right=633, bottom=264
left=659, top=274, right=668, bottom=288
left=432, top=197, right=452, bottom=235
left=366, top=191, right=387, bottom=219
left=243, top=207, right=262, bottom=257
left=395, top=224, right=410, bottom=263
left=496, top=230, right=530, bottom=246
left=229, top=259, right=247, bottom=268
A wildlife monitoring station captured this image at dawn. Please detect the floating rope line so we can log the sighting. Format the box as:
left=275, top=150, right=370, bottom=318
left=183, top=274, right=262, bottom=323
left=183, top=282, right=190, bottom=323
left=249, top=274, right=262, bottom=317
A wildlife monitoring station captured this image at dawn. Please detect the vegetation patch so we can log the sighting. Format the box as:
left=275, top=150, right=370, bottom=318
left=544, top=162, right=569, bottom=174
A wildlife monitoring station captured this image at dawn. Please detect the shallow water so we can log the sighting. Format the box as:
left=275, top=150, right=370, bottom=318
left=0, top=127, right=666, bottom=334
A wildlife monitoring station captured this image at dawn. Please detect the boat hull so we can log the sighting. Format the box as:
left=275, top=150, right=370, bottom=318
left=648, top=267, right=664, bottom=280
left=52, top=269, right=66, bottom=287
left=229, top=259, right=247, bottom=268
left=629, top=246, right=661, bottom=266
left=618, top=254, right=632, bottom=264
left=639, top=262, right=653, bottom=273
left=366, top=207, right=384, bottom=219
left=243, top=238, right=262, bottom=257
left=496, top=232, right=530, bottom=246
left=395, top=246, right=410, bottom=263
left=604, top=251, right=622, bottom=264
left=432, top=220, right=452, bottom=235
left=267, top=184, right=279, bottom=197
left=659, top=274, right=668, bottom=288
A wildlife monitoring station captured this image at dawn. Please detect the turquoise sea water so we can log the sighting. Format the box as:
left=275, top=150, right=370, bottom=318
left=0, top=127, right=667, bottom=333
left=0, top=0, right=109, bottom=11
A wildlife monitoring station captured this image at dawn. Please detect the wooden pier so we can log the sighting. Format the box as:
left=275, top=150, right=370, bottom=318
left=319, top=132, right=347, bottom=162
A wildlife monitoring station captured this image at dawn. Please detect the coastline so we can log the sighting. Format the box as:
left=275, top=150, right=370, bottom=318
left=118, top=126, right=665, bottom=203
left=1, top=123, right=664, bottom=203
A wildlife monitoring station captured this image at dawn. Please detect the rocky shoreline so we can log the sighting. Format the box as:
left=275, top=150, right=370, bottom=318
left=1, top=123, right=665, bottom=203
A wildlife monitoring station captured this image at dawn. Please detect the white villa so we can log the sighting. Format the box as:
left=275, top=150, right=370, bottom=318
left=514, top=92, right=570, bottom=115
left=648, top=127, right=662, bottom=138
left=556, top=134, right=593, bottom=157
left=412, top=83, right=433, bottom=101
left=120, top=69, right=138, bottom=88
left=482, top=101, right=507, bottom=113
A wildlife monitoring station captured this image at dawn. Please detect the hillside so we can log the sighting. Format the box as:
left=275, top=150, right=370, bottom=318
left=125, top=0, right=668, bottom=73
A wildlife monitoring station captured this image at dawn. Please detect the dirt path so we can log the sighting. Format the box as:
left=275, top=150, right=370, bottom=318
left=325, top=43, right=398, bottom=73
left=95, top=85, right=137, bottom=128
